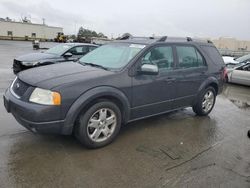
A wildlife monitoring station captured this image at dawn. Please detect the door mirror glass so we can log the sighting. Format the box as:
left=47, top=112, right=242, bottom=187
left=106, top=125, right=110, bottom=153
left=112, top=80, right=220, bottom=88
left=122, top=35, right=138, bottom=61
left=63, top=52, right=73, bottom=58
left=139, top=64, right=159, bottom=75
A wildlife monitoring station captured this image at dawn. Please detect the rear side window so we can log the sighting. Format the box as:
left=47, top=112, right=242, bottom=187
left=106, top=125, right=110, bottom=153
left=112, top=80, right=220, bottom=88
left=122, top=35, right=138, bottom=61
left=89, top=46, right=97, bottom=52
left=176, top=46, right=205, bottom=68
left=69, top=46, right=88, bottom=55
left=201, top=45, right=224, bottom=65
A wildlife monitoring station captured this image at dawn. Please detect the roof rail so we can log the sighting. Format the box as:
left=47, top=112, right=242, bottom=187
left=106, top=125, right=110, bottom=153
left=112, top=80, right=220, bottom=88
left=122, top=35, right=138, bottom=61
left=120, top=35, right=213, bottom=44
left=186, top=37, right=192, bottom=41
left=207, top=40, right=213, bottom=44
left=157, top=36, right=167, bottom=42
left=119, top=35, right=131, bottom=40
left=157, top=36, right=193, bottom=42
left=119, top=36, right=158, bottom=40
left=132, top=36, right=154, bottom=40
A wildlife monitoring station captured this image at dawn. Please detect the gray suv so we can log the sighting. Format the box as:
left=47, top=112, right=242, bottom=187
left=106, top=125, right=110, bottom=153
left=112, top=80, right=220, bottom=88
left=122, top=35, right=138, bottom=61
left=3, top=36, right=225, bottom=148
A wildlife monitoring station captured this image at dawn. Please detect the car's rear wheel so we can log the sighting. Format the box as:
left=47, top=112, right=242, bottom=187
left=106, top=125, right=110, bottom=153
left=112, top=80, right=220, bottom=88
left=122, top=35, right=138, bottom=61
left=75, top=101, right=121, bottom=148
left=192, top=87, right=216, bottom=116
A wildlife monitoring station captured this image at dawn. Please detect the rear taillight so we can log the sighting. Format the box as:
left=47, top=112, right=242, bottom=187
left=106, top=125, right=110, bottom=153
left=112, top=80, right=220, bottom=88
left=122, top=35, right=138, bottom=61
left=222, top=67, right=227, bottom=81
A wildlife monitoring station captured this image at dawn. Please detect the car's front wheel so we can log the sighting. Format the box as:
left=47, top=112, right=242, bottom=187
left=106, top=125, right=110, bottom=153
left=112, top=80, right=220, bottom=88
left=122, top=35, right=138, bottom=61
left=75, top=101, right=121, bottom=148
left=192, top=87, right=216, bottom=116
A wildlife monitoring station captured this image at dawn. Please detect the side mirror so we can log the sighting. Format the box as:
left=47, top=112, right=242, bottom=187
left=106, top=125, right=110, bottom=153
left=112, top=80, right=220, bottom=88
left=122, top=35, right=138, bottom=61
left=138, top=64, right=159, bottom=75
left=63, top=52, right=73, bottom=58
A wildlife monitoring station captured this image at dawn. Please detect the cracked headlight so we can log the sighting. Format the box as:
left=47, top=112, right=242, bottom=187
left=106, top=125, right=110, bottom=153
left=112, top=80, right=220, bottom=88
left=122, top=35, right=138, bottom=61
left=29, top=88, right=61, bottom=105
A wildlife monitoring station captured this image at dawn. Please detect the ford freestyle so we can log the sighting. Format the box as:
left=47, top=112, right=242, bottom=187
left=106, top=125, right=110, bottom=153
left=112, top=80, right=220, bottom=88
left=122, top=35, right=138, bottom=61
left=3, top=36, right=225, bottom=148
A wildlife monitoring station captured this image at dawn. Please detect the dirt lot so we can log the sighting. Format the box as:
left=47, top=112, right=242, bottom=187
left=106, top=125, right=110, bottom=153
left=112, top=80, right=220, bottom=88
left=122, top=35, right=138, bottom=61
left=0, top=40, right=249, bottom=188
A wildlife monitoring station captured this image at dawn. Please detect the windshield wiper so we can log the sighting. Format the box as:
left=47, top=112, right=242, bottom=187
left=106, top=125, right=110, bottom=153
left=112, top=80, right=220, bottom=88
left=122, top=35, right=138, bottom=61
left=80, top=62, right=109, bottom=70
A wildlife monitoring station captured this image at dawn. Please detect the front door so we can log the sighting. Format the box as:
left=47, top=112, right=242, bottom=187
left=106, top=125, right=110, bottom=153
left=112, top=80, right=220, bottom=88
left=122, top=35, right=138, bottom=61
left=64, top=46, right=89, bottom=61
left=131, top=45, right=177, bottom=120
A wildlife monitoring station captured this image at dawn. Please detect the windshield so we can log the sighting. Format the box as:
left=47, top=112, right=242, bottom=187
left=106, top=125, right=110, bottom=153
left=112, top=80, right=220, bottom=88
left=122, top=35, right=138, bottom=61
left=236, top=54, right=250, bottom=63
left=45, top=44, right=72, bottom=55
left=79, top=43, right=145, bottom=69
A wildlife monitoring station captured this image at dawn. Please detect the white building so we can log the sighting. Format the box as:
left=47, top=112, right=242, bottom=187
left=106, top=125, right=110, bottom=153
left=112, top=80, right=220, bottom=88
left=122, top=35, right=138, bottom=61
left=212, top=37, right=250, bottom=51
left=0, top=20, right=63, bottom=41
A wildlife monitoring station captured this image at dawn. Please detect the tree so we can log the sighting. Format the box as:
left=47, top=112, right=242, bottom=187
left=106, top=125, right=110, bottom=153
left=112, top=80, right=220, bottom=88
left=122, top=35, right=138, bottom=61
left=77, top=27, right=107, bottom=42
left=98, top=32, right=107, bottom=38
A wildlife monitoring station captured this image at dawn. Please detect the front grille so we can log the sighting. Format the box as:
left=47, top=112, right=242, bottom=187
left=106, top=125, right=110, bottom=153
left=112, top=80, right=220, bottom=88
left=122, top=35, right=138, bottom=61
left=11, top=78, right=30, bottom=98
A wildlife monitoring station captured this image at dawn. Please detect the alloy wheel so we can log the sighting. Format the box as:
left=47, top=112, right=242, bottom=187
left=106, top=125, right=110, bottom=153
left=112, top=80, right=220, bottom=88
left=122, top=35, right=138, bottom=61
left=87, top=108, right=117, bottom=142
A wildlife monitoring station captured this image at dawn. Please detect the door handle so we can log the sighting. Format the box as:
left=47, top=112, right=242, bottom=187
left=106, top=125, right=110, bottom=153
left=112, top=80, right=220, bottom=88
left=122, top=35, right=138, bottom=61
left=201, top=71, right=206, bottom=75
left=164, top=77, right=176, bottom=82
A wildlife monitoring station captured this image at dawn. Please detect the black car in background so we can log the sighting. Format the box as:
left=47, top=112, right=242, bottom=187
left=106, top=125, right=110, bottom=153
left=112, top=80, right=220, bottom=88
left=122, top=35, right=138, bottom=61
left=13, top=43, right=98, bottom=74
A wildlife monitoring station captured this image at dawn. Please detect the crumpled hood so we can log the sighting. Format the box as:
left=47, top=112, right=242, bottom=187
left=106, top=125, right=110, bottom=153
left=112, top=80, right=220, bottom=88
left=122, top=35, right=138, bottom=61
left=16, top=52, right=59, bottom=63
left=18, top=62, right=113, bottom=89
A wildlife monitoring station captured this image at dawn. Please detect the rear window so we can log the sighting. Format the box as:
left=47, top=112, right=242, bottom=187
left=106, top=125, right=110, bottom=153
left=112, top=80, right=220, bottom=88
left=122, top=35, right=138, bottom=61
left=176, top=46, right=205, bottom=68
left=201, top=45, right=224, bottom=65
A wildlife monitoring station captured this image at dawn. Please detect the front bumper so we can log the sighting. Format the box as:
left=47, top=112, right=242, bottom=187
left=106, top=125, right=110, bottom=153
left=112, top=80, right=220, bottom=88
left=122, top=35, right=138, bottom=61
left=3, top=88, right=71, bottom=134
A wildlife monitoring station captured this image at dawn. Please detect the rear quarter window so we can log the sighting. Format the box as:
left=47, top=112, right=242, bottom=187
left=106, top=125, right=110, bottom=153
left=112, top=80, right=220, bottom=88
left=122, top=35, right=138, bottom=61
left=201, top=45, right=224, bottom=65
left=176, top=46, right=205, bottom=68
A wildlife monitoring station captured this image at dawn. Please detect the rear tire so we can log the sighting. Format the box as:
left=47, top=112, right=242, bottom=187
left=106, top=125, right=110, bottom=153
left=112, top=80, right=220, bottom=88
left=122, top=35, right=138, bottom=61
left=192, top=87, right=216, bottom=116
left=75, top=101, right=121, bottom=149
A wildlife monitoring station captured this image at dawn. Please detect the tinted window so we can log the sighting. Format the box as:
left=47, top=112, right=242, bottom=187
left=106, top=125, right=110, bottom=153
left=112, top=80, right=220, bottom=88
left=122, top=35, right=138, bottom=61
left=45, top=44, right=71, bottom=55
left=201, top=45, right=224, bottom=65
left=68, top=46, right=88, bottom=55
left=236, top=54, right=250, bottom=63
left=237, top=63, right=250, bottom=71
left=89, top=46, right=97, bottom=52
left=141, top=46, right=174, bottom=70
left=176, top=46, right=205, bottom=68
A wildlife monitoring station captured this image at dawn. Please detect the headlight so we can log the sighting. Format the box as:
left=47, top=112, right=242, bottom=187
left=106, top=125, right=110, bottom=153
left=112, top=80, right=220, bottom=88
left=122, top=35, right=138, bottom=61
left=29, top=88, right=61, bottom=105
left=22, top=61, right=39, bottom=66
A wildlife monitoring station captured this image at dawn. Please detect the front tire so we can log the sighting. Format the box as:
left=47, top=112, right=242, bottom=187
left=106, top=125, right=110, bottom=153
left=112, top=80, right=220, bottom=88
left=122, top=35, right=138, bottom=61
left=75, top=101, right=121, bottom=149
left=192, top=87, right=216, bottom=116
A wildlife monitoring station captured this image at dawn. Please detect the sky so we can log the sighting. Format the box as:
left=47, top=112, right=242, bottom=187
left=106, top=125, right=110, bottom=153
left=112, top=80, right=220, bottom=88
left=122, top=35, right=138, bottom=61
left=0, top=0, right=249, bottom=40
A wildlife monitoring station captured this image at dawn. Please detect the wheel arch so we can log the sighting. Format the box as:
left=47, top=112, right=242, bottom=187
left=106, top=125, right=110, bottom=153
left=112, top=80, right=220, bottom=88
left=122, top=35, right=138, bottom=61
left=62, top=86, right=130, bottom=134
left=198, top=77, right=219, bottom=95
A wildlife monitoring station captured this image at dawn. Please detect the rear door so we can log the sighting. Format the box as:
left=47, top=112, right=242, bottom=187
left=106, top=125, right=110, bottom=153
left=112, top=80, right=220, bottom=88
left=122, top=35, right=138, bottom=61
left=172, top=45, right=208, bottom=108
